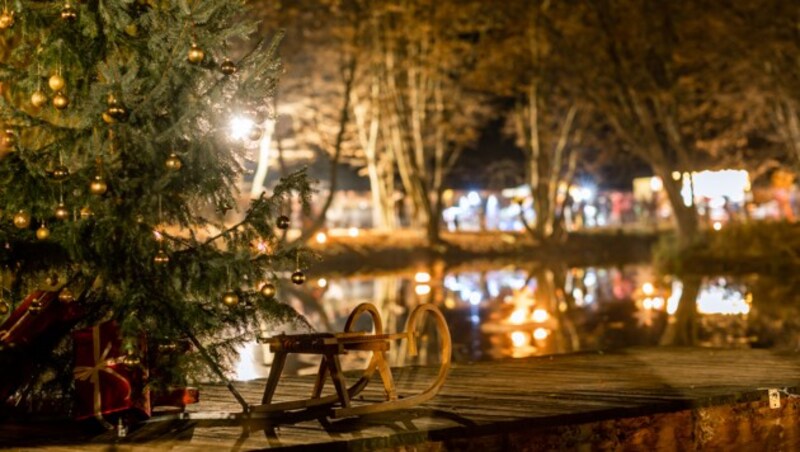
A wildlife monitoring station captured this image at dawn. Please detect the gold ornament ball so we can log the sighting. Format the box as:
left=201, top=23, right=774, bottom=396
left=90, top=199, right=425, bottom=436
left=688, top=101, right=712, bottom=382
left=51, top=165, right=70, bottom=181
left=121, top=354, right=141, bottom=367
left=79, top=206, right=93, bottom=219
left=107, top=98, right=129, bottom=122
left=187, top=44, right=205, bottom=64
left=220, top=59, right=237, bottom=75
left=154, top=249, right=170, bottom=265
left=291, top=271, right=306, bottom=285
left=54, top=203, right=70, bottom=220
left=260, top=282, right=276, bottom=299
left=248, top=126, right=263, bottom=141
left=29, top=300, right=43, bottom=314
left=31, top=90, right=48, bottom=108
left=0, top=9, right=14, bottom=29
left=1, top=129, right=15, bottom=149
left=165, top=153, right=182, bottom=171
left=13, top=210, right=30, bottom=229
left=53, top=92, right=69, bottom=110
left=102, top=111, right=116, bottom=124
left=60, top=4, right=78, bottom=22
left=276, top=215, right=290, bottom=230
left=90, top=175, right=108, bottom=195
left=58, top=288, right=75, bottom=303
left=222, top=291, right=240, bottom=307
left=36, top=225, right=50, bottom=240
left=0, top=300, right=9, bottom=315
left=48, top=74, right=65, bottom=92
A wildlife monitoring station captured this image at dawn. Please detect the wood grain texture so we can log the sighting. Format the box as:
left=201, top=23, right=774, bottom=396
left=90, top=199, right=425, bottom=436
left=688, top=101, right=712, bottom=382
left=2, top=347, right=800, bottom=451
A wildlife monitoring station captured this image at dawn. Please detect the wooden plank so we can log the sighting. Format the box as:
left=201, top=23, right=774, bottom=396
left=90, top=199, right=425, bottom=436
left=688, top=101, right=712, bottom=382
left=3, top=347, right=800, bottom=450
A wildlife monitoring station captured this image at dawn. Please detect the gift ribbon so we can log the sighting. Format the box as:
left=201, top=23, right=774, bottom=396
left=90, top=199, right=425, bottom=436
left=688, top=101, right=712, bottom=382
left=73, top=325, right=132, bottom=425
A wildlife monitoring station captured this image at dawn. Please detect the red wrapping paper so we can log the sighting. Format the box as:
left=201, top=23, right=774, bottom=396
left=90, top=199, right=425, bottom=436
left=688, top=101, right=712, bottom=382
left=73, top=321, right=151, bottom=422
left=0, top=291, right=81, bottom=349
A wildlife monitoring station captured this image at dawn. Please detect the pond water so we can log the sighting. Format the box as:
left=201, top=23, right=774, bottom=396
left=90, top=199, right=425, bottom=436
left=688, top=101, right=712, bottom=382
left=232, top=262, right=800, bottom=380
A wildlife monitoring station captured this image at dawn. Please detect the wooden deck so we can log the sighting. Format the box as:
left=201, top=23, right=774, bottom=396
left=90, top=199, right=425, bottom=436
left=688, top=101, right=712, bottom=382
left=3, top=347, right=800, bottom=451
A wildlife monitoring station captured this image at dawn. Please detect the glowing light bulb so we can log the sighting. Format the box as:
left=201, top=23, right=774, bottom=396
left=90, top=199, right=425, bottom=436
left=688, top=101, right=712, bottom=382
left=509, top=309, right=527, bottom=325
left=642, top=282, right=655, bottom=296
left=511, top=331, right=528, bottom=347
left=415, top=284, right=431, bottom=296
left=533, top=328, right=550, bottom=341
left=415, top=272, right=431, bottom=283
left=531, top=309, right=549, bottom=323
left=230, top=116, right=254, bottom=140
left=315, top=232, right=328, bottom=244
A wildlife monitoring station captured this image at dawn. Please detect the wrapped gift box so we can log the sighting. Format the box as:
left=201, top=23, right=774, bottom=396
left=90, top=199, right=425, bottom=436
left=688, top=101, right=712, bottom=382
left=73, top=321, right=151, bottom=423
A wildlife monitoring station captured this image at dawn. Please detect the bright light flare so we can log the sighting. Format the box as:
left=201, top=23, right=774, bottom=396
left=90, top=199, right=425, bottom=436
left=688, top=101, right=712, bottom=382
left=531, top=308, right=549, bottom=323
left=415, top=284, right=431, bottom=296
left=509, top=309, right=527, bottom=325
left=230, top=116, right=255, bottom=140
left=347, top=227, right=359, bottom=237
left=713, top=222, right=722, bottom=231
left=511, top=331, right=529, bottom=348
left=415, top=272, right=431, bottom=284
left=642, top=282, right=655, bottom=296
left=315, top=232, right=328, bottom=244
left=533, top=328, right=550, bottom=341
left=317, top=278, right=327, bottom=288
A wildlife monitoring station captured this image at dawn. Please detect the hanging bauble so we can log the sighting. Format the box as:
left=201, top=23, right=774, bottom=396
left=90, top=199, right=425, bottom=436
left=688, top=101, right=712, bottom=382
left=222, top=291, right=239, bottom=307
left=90, top=175, right=108, bottom=195
left=276, top=215, right=290, bottom=230
left=29, top=299, right=43, bottom=314
left=54, top=202, right=69, bottom=220
left=248, top=125, right=263, bottom=141
left=291, top=271, right=306, bottom=285
left=106, top=97, right=129, bottom=122
left=220, top=58, right=237, bottom=75
left=0, top=300, right=9, bottom=315
left=102, top=111, right=116, bottom=124
left=48, top=74, right=65, bottom=92
left=1, top=129, right=15, bottom=149
left=187, top=43, right=205, bottom=64
left=36, top=224, right=50, bottom=240
left=79, top=206, right=93, bottom=219
left=31, top=90, right=48, bottom=108
left=51, top=165, right=70, bottom=181
left=53, top=92, right=69, bottom=110
left=165, top=153, right=182, bottom=171
left=13, top=210, right=30, bottom=229
left=260, top=282, right=277, bottom=299
left=153, top=249, right=169, bottom=265
left=0, top=9, right=14, bottom=29
left=58, top=287, right=75, bottom=303
left=60, top=3, right=78, bottom=22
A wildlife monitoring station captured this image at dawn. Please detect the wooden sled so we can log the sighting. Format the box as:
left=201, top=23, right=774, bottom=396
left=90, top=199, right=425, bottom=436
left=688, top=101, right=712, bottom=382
left=250, top=302, right=452, bottom=418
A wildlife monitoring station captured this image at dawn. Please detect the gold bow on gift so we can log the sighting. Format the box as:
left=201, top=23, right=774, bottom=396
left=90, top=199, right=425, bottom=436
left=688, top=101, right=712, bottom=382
left=73, top=325, right=132, bottom=425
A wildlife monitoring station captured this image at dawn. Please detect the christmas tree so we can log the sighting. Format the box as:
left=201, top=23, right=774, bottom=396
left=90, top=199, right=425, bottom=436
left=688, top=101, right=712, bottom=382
left=0, top=0, right=312, bottom=409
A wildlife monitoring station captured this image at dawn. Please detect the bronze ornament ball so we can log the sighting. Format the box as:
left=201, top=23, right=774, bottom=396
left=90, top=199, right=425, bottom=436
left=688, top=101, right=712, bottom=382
left=52, top=92, right=69, bottom=110
left=2, top=129, right=14, bottom=148
left=58, top=287, right=75, bottom=303
left=276, top=215, right=290, bottom=230
left=48, top=74, right=65, bottom=92
left=220, top=58, right=237, bottom=75
left=260, top=282, right=276, bottom=299
left=0, top=9, right=14, bottom=29
left=107, top=98, right=129, bottom=122
left=36, top=225, right=50, bottom=240
left=153, top=249, right=170, bottom=265
left=222, top=291, right=240, bottom=307
left=90, top=175, right=108, bottom=195
left=13, top=210, right=30, bottom=229
left=79, top=206, right=93, bottom=219
left=60, top=4, right=78, bottom=22
left=51, top=165, right=70, bottom=181
left=0, top=300, right=8, bottom=315
left=54, top=202, right=70, bottom=220
left=248, top=125, right=263, bottom=141
left=187, top=43, right=205, bottom=64
left=165, top=153, right=182, bottom=171
left=291, top=271, right=306, bottom=285
left=31, top=90, right=48, bottom=108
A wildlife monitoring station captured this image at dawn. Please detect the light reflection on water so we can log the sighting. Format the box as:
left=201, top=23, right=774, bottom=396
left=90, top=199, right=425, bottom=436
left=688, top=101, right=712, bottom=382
left=234, top=264, right=797, bottom=380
